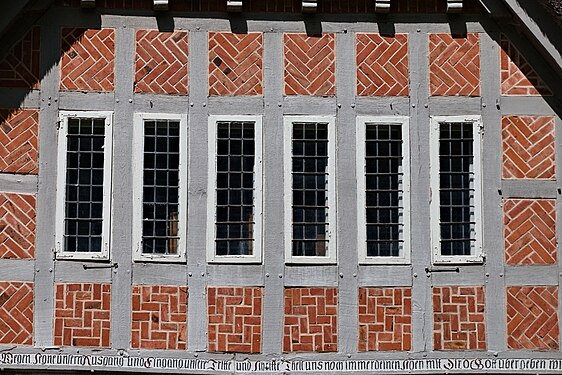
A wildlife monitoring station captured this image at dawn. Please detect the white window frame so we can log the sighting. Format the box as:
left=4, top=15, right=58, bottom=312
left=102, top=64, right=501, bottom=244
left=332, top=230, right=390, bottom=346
left=55, top=111, right=113, bottom=260
left=132, top=113, right=188, bottom=262
left=430, top=115, right=483, bottom=264
left=284, top=115, right=337, bottom=264
left=207, top=115, right=263, bottom=263
left=356, top=116, right=410, bottom=264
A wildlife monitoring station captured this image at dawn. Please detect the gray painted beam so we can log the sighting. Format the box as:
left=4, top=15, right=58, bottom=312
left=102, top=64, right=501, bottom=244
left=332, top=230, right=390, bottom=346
left=504, top=266, right=559, bottom=286
left=428, top=96, right=482, bottom=115
left=261, top=31, right=285, bottom=355
left=501, top=180, right=557, bottom=199
left=0, top=89, right=40, bottom=109
left=0, top=174, right=37, bottom=194
left=355, top=97, right=409, bottom=116
left=58, top=92, right=115, bottom=111
left=358, top=266, right=412, bottom=287
left=284, top=266, right=338, bottom=287
left=206, top=265, right=264, bottom=286
left=0, top=260, right=35, bottom=281
left=54, top=262, right=113, bottom=283
left=186, top=30, right=208, bottom=352
left=34, top=21, right=60, bottom=347
left=336, top=30, right=358, bottom=354
left=481, top=31, right=506, bottom=352
left=133, top=94, right=190, bottom=113
left=283, top=96, right=336, bottom=115
left=132, top=263, right=188, bottom=285
left=409, top=27, right=432, bottom=353
left=109, top=26, right=135, bottom=350
left=500, top=96, right=556, bottom=116
left=207, top=97, right=264, bottom=115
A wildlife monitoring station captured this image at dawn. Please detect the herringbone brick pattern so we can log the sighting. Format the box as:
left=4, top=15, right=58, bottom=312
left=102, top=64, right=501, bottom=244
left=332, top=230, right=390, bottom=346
left=208, top=287, right=262, bottom=353
left=54, top=283, right=111, bottom=347
left=500, top=36, right=551, bottom=96
left=283, top=287, right=338, bottom=352
left=0, top=193, right=35, bottom=259
left=60, top=28, right=115, bottom=92
left=284, top=33, right=335, bottom=96
left=0, top=282, right=33, bottom=345
left=433, top=286, right=486, bottom=350
left=135, top=30, right=188, bottom=95
left=358, top=288, right=412, bottom=351
left=502, top=116, right=555, bottom=179
left=0, top=109, right=38, bottom=174
left=131, top=285, right=187, bottom=350
left=0, top=27, right=40, bottom=89
left=429, top=33, right=480, bottom=96
left=507, top=286, right=559, bottom=350
left=209, top=32, right=263, bottom=96
left=504, top=199, right=556, bottom=265
left=356, top=33, right=409, bottom=96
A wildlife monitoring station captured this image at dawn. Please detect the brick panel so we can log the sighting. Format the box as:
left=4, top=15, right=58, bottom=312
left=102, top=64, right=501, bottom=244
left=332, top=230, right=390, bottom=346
left=209, top=32, right=263, bottom=96
left=135, top=30, right=188, bottom=95
left=356, top=33, right=409, bottom=96
left=284, top=33, right=335, bottom=96
left=500, top=35, right=552, bottom=96
left=0, top=282, right=33, bottom=345
left=358, top=288, right=412, bottom=351
left=208, top=287, right=262, bottom=353
left=502, top=116, right=555, bottom=180
left=60, top=28, right=115, bottom=92
left=131, top=285, right=187, bottom=350
left=0, top=193, right=35, bottom=259
left=0, top=109, right=39, bottom=174
left=507, top=286, right=559, bottom=350
left=429, top=33, right=480, bottom=96
left=54, top=283, right=111, bottom=347
left=283, top=287, right=338, bottom=352
left=433, top=286, right=486, bottom=350
left=504, top=199, right=556, bottom=265
left=0, top=27, right=40, bottom=89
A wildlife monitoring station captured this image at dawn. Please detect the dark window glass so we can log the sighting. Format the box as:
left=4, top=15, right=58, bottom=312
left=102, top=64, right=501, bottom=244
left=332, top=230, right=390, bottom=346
left=215, top=121, right=255, bottom=256
left=142, top=120, right=181, bottom=255
left=439, top=122, right=475, bottom=256
left=64, top=118, right=105, bottom=252
left=292, top=122, right=329, bottom=256
left=365, top=124, right=403, bottom=257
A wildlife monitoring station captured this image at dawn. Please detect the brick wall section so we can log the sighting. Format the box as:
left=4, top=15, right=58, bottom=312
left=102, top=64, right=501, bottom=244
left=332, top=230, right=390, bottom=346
left=135, top=30, right=188, bottom=95
left=507, top=286, right=559, bottom=350
left=283, top=287, right=338, bottom=352
left=284, top=33, right=335, bottom=96
left=131, top=285, right=187, bottom=350
left=60, top=28, right=115, bottom=92
left=502, top=116, right=555, bottom=179
left=358, top=288, right=412, bottom=351
left=0, top=109, right=39, bottom=174
left=0, top=193, right=35, bottom=259
left=207, top=287, right=262, bottom=353
left=433, top=286, right=486, bottom=350
left=0, top=27, right=40, bottom=89
left=0, top=282, right=33, bottom=345
left=429, top=33, right=480, bottom=96
left=500, top=35, right=552, bottom=95
left=54, top=283, right=111, bottom=347
left=356, top=33, right=409, bottom=96
left=504, top=199, right=557, bottom=265
left=209, top=32, right=263, bottom=96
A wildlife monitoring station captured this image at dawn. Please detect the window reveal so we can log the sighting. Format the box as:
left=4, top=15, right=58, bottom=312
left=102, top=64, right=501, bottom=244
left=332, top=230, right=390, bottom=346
left=64, top=118, right=106, bottom=252
left=215, top=121, right=255, bottom=256
left=142, top=120, right=180, bottom=255
left=291, top=122, right=329, bottom=257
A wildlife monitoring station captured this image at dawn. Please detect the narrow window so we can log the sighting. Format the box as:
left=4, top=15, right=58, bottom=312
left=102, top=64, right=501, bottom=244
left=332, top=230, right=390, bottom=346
left=56, top=112, right=113, bottom=259
left=357, top=117, right=410, bottom=264
left=285, top=117, right=336, bottom=263
left=431, top=116, right=482, bottom=263
left=208, top=116, right=262, bottom=263
left=133, top=114, right=187, bottom=262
